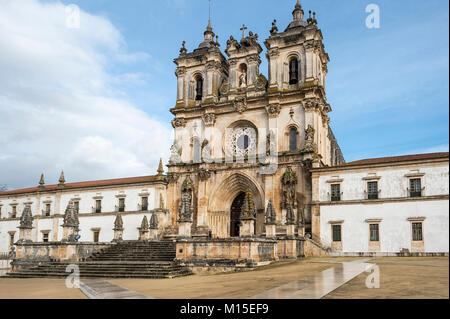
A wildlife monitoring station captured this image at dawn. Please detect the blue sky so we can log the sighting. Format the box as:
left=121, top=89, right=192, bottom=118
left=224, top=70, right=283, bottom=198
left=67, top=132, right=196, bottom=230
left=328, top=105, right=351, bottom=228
left=62, top=0, right=449, bottom=158
left=0, top=0, right=448, bottom=189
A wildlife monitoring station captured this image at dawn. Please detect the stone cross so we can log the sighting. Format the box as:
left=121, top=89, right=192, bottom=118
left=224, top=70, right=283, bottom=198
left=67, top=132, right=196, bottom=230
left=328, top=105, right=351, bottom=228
left=240, top=24, right=247, bottom=39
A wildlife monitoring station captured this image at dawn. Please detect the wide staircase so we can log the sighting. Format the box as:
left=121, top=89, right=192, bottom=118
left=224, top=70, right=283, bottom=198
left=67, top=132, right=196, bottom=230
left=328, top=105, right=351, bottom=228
left=8, top=241, right=192, bottom=279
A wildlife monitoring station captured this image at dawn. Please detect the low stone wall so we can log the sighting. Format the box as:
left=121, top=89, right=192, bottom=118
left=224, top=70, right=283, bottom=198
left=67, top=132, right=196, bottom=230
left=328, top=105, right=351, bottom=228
left=11, top=242, right=112, bottom=272
left=276, top=237, right=306, bottom=259
left=175, top=237, right=278, bottom=274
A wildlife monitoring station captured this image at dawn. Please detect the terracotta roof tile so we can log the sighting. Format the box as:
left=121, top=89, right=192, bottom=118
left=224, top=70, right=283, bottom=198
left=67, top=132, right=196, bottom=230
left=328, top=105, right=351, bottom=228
left=0, top=175, right=165, bottom=196
left=338, top=152, right=449, bottom=168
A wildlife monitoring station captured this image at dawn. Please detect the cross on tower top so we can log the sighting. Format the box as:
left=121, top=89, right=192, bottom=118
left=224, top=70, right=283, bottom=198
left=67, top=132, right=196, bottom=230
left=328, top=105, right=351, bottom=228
left=240, top=24, right=248, bottom=39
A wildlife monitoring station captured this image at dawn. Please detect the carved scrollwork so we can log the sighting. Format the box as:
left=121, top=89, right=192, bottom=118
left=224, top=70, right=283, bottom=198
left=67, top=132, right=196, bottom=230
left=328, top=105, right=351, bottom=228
left=219, top=80, right=230, bottom=96
left=166, top=173, right=179, bottom=184
left=266, top=103, right=281, bottom=118
left=255, top=74, right=268, bottom=91
left=171, top=118, right=186, bottom=128
left=197, top=168, right=211, bottom=181
left=202, top=113, right=216, bottom=126
left=233, top=97, right=247, bottom=114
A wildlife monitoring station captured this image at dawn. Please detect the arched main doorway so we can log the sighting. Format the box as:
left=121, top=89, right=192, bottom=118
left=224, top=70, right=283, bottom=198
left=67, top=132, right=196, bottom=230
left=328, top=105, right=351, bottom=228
left=208, top=173, right=265, bottom=238
left=230, top=192, right=246, bottom=237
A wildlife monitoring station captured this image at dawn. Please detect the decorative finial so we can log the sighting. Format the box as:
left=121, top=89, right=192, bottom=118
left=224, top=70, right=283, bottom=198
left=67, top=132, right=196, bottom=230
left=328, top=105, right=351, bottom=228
left=157, top=158, right=164, bottom=175
left=58, top=171, right=65, bottom=186
left=140, top=215, right=149, bottom=230
left=292, top=0, right=304, bottom=21
left=270, top=19, right=278, bottom=35
left=38, top=173, right=45, bottom=188
left=312, top=12, right=317, bottom=25
left=180, top=40, right=187, bottom=55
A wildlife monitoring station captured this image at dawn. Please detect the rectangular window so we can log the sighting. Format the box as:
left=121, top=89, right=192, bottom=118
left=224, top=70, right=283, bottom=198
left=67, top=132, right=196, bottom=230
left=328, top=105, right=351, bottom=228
left=93, top=231, right=100, bottom=243
left=118, top=198, right=125, bottom=212
left=42, top=233, right=49, bottom=243
left=370, top=224, right=379, bottom=242
left=332, top=225, right=342, bottom=242
left=412, top=222, right=423, bottom=241
left=367, top=181, right=378, bottom=200
left=331, top=184, right=341, bottom=201
left=142, top=197, right=148, bottom=211
left=45, top=204, right=51, bottom=216
left=12, top=206, right=17, bottom=218
left=0, top=206, right=2, bottom=218
left=410, top=179, right=422, bottom=198
left=95, top=200, right=102, bottom=213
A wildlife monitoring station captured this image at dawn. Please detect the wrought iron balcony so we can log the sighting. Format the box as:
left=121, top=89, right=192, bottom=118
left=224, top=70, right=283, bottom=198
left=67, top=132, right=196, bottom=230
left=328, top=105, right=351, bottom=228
left=408, top=187, right=425, bottom=198
left=365, top=190, right=381, bottom=200
left=327, top=192, right=343, bottom=202
left=92, top=206, right=102, bottom=214
left=137, top=203, right=148, bottom=212
left=41, top=209, right=51, bottom=217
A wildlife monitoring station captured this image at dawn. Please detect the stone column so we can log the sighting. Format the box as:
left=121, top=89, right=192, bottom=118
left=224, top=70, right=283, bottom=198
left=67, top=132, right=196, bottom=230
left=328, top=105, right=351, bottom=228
left=17, top=205, right=33, bottom=244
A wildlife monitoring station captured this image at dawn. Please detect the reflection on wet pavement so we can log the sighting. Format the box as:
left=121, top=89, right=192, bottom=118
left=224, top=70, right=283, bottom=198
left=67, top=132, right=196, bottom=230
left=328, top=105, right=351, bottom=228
left=250, top=259, right=374, bottom=299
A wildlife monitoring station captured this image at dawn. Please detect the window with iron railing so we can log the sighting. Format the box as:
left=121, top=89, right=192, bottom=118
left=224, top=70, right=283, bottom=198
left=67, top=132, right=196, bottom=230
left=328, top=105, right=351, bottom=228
left=95, top=200, right=102, bottom=213
left=118, top=198, right=125, bottom=212
left=370, top=224, right=379, bottom=242
left=412, top=222, right=423, bottom=241
left=409, top=179, right=423, bottom=198
left=366, top=181, right=379, bottom=200
left=11, top=206, right=17, bottom=218
left=332, top=225, right=342, bottom=242
left=330, top=184, right=342, bottom=201
left=141, top=197, right=148, bottom=211
left=45, top=204, right=51, bottom=216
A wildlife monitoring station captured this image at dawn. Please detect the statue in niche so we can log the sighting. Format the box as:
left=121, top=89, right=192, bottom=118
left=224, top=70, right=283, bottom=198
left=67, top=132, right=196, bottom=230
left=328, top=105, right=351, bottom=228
left=239, top=72, right=247, bottom=88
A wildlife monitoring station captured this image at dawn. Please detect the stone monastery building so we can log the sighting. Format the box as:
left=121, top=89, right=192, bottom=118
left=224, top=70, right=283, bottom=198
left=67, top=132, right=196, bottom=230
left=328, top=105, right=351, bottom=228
left=0, top=2, right=448, bottom=272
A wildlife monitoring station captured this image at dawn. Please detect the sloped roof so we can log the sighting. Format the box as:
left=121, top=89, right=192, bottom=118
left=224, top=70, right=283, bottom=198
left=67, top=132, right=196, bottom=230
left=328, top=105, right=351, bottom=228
left=0, top=175, right=166, bottom=196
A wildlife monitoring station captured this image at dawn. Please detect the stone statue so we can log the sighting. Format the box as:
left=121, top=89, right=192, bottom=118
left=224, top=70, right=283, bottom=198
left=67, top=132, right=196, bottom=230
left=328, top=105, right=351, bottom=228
left=303, top=125, right=317, bottom=153
left=265, top=199, right=276, bottom=225
left=178, top=176, right=193, bottom=222
left=239, top=72, right=247, bottom=87
left=169, top=143, right=182, bottom=164
left=240, top=191, right=256, bottom=220
left=281, top=166, right=297, bottom=210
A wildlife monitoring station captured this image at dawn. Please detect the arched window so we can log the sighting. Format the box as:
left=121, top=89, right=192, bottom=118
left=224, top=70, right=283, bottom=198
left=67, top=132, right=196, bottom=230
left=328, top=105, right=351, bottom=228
left=289, top=127, right=297, bottom=151
left=195, top=77, right=203, bottom=101
left=289, top=58, right=299, bottom=85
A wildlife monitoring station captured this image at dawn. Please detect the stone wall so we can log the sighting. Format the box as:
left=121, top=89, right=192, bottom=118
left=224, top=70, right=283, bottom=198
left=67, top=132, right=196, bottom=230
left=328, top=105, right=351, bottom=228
left=11, top=242, right=112, bottom=271
left=175, top=237, right=278, bottom=273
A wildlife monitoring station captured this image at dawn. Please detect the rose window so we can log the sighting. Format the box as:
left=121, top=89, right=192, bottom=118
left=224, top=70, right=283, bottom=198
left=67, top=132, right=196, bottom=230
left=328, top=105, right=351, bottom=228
left=226, top=127, right=257, bottom=157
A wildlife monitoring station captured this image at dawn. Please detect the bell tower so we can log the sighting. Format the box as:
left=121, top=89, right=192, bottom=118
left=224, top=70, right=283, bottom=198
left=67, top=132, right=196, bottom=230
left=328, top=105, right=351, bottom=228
left=174, top=20, right=229, bottom=108
left=264, top=0, right=329, bottom=93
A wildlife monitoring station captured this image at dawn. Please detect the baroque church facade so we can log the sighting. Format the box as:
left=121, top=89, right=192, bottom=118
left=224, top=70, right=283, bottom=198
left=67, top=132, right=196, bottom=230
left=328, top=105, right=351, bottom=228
left=0, top=2, right=448, bottom=268
left=167, top=0, right=344, bottom=239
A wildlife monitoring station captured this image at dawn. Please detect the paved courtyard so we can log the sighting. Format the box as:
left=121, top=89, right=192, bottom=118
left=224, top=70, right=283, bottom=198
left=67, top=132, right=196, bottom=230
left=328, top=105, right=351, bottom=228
left=0, top=257, right=447, bottom=299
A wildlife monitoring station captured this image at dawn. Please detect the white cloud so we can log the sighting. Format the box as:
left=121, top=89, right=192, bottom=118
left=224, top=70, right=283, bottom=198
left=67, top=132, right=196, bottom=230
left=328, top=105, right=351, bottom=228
left=0, top=0, right=172, bottom=189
